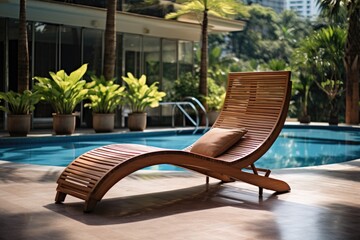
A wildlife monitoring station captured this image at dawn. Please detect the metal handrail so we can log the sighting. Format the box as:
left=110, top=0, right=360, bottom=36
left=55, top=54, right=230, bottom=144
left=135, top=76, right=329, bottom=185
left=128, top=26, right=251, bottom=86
left=160, top=101, right=199, bottom=133
left=183, top=96, right=209, bottom=132
left=160, top=97, right=209, bottom=134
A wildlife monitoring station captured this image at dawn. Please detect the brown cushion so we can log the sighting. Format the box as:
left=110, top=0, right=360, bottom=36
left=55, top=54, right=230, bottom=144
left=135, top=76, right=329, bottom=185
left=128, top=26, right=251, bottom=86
left=190, top=127, right=247, bottom=157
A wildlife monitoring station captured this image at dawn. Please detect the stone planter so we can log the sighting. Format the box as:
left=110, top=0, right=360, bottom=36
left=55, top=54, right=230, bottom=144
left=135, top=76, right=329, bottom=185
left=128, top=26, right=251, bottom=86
left=53, top=114, right=76, bottom=135
left=92, top=113, right=115, bottom=133
left=7, top=114, right=31, bottom=137
left=128, top=112, right=147, bottom=131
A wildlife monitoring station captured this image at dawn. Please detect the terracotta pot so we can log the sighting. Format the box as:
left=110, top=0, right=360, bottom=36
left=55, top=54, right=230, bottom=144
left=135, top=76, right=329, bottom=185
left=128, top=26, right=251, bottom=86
left=7, top=114, right=31, bottom=137
left=128, top=112, right=147, bottom=131
left=92, top=113, right=115, bottom=133
left=53, top=114, right=76, bottom=135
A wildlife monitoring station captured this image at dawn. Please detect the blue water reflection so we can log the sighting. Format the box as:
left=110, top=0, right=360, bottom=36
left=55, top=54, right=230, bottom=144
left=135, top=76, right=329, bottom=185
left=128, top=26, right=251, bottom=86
left=0, top=127, right=359, bottom=169
left=257, top=128, right=360, bottom=168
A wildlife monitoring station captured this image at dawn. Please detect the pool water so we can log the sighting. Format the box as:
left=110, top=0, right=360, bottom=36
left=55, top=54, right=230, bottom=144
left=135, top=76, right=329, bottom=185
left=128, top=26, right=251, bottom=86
left=260, top=127, right=360, bottom=168
left=0, top=132, right=198, bottom=170
left=0, top=127, right=359, bottom=170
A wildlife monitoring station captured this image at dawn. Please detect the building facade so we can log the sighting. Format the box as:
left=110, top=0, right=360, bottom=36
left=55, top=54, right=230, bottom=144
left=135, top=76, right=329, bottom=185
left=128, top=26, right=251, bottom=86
left=250, top=0, right=319, bottom=18
left=250, top=0, right=287, bottom=14
left=286, top=0, right=320, bottom=19
left=0, top=0, right=245, bottom=130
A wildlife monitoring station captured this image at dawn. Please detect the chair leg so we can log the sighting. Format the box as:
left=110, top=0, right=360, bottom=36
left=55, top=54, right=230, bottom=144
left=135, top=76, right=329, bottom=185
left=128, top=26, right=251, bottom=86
left=84, top=199, right=98, bottom=213
left=55, top=191, right=67, bottom=203
left=206, top=176, right=209, bottom=191
left=248, top=164, right=271, bottom=196
left=259, top=187, right=263, bottom=196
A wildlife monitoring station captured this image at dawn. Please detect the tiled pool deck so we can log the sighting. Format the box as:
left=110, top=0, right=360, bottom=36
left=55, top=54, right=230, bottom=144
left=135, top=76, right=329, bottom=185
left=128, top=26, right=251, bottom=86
left=0, top=124, right=359, bottom=239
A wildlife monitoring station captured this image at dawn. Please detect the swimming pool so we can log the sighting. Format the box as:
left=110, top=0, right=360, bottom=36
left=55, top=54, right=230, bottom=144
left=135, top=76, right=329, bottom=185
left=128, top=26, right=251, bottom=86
left=0, top=126, right=359, bottom=170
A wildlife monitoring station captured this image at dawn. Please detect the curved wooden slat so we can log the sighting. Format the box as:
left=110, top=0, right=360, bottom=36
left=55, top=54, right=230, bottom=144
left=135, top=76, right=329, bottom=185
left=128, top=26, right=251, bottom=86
left=55, top=71, right=292, bottom=212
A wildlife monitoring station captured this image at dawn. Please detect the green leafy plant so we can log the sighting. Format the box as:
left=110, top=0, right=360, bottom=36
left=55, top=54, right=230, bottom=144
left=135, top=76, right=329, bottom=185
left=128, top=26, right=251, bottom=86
left=84, top=75, right=126, bottom=113
left=205, top=78, right=226, bottom=111
left=122, top=72, right=166, bottom=113
left=168, top=72, right=200, bottom=101
left=206, top=93, right=226, bottom=111
left=0, top=90, right=40, bottom=114
left=33, top=64, right=89, bottom=114
left=317, top=79, right=344, bottom=119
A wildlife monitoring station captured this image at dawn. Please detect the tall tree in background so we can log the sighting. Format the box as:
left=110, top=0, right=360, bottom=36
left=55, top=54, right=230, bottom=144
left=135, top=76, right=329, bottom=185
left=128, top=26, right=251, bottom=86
left=103, top=0, right=117, bottom=80
left=230, top=6, right=310, bottom=66
left=165, top=0, right=238, bottom=108
left=317, top=0, right=360, bottom=124
left=18, top=0, right=29, bottom=92
left=230, top=5, right=278, bottom=63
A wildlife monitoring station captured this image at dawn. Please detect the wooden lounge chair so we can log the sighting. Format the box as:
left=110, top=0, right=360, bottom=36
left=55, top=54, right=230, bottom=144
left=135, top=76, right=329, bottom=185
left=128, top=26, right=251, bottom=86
left=55, top=71, right=292, bottom=212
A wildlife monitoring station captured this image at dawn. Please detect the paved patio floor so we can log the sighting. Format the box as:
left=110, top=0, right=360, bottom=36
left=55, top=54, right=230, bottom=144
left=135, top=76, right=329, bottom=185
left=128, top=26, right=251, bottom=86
left=0, top=159, right=359, bottom=240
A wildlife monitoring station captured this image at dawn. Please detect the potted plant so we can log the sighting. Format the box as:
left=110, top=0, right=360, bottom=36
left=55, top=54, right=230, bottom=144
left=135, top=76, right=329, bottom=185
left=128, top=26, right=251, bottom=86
left=85, top=75, right=126, bottom=132
left=33, top=64, right=88, bottom=135
left=0, top=90, right=40, bottom=136
left=122, top=72, right=166, bottom=131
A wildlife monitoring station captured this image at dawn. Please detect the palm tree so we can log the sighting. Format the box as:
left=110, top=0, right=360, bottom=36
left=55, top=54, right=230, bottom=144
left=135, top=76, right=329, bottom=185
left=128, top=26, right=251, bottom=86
left=292, top=39, right=316, bottom=123
left=313, top=27, right=346, bottom=124
left=103, top=0, right=117, bottom=81
left=165, top=0, right=238, bottom=109
left=18, top=0, right=29, bottom=92
left=293, top=27, right=346, bottom=123
left=317, top=0, right=360, bottom=124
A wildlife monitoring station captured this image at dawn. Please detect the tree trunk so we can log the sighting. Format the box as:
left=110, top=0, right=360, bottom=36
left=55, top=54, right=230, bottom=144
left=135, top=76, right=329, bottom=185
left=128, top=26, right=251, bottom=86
left=103, top=0, right=117, bottom=81
left=199, top=8, right=208, bottom=109
left=344, top=9, right=360, bottom=124
left=18, top=0, right=29, bottom=92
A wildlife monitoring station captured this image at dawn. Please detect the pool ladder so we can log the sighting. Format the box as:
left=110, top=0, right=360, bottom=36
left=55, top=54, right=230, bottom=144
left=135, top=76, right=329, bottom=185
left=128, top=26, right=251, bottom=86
left=160, top=97, right=209, bottom=134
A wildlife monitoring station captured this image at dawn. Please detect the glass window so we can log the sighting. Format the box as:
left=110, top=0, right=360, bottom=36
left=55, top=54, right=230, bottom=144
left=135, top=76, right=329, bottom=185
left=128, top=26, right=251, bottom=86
left=60, top=25, right=81, bottom=73
left=178, top=40, right=193, bottom=77
left=143, top=36, right=160, bottom=85
left=83, top=28, right=103, bottom=76
left=33, top=22, right=58, bottom=118
left=123, top=34, right=141, bottom=77
left=143, top=36, right=161, bottom=118
left=34, top=22, right=58, bottom=76
left=162, top=39, right=177, bottom=100
left=82, top=28, right=103, bottom=126
left=115, top=32, right=123, bottom=82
